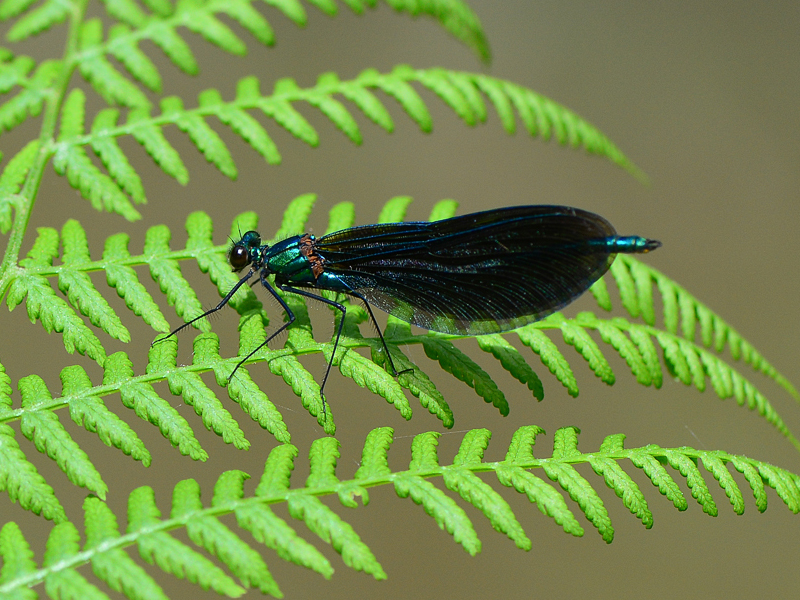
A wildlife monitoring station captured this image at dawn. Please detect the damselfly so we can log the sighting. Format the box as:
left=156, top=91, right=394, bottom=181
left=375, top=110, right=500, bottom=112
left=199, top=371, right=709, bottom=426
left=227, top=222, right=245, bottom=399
left=159, top=205, right=660, bottom=408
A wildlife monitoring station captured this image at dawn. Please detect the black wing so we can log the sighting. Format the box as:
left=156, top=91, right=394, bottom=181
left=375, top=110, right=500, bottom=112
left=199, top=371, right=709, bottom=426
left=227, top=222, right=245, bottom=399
left=314, top=205, right=626, bottom=335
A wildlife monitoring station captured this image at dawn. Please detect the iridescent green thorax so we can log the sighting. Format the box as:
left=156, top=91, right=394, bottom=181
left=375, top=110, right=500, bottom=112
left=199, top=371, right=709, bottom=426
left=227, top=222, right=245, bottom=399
left=264, top=235, right=320, bottom=285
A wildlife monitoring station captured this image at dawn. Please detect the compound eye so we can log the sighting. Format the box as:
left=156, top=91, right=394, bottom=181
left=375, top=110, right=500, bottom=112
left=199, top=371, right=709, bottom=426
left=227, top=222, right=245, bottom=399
left=229, top=245, right=249, bottom=271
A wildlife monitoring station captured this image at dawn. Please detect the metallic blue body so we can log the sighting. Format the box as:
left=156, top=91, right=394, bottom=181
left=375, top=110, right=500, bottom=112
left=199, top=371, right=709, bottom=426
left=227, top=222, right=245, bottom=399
left=161, top=205, right=660, bottom=410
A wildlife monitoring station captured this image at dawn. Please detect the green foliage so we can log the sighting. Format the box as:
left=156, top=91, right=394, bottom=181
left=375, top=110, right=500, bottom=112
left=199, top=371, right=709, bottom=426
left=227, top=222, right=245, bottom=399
left=0, top=0, right=635, bottom=219
left=6, top=226, right=108, bottom=363
left=0, top=0, right=798, bottom=595
left=43, top=65, right=646, bottom=221
left=0, top=195, right=799, bottom=526
left=2, top=425, right=799, bottom=598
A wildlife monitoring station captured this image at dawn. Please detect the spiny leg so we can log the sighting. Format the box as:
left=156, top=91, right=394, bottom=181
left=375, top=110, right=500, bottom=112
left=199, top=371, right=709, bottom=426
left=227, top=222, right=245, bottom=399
left=348, top=290, right=413, bottom=378
left=153, top=269, right=255, bottom=345
left=277, top=284, right=347, bottom=415
left=229, top=272, right=296, bottom=381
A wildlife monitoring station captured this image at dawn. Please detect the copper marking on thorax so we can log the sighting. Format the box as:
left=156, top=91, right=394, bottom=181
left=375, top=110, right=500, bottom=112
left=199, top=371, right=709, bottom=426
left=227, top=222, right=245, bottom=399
left=299, top=234, right=325, bottom=278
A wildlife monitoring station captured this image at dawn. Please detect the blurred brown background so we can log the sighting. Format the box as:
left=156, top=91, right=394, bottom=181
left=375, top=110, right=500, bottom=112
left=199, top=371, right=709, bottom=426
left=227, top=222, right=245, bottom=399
left=2, top=1, right=799, bottom=598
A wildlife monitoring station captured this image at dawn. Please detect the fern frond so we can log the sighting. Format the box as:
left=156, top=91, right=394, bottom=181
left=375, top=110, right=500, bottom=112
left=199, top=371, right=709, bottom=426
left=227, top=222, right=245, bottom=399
left=4, top=0, right=69, bottom=42
left=173, top=478, right=282, bottom=595
left=127, top=106, right=190, bottom=184
left=219, top=0, right=276, bottom=46
left=589, top=454, right=652, bottom=527
left=90, top=108, right=147, bottom=204
left=61, top=365, right=151, bottom=466
left=294, top=438, right=385, bottom=575
left=0, top=58, right=59, bottom=135
left=525, top=311, right=800, bottom=450
left=59, top=219, right=130, bottom=342
left=554, top=314, right=615, bottom=384
left=269, top=353, right=331, bottom=429
left=147, top=336, right=250, bottom=449
left=401, top=429, right=482, bottom=551
left=56, top=68, right=641, bottom=214
left=52, top=89, right=142, bottom=221
left=84, top=496, right=170, bottom=599
left=0, top=365, right=66, bottom=523
left=0, top=139, right=39, bottom=234
left=107, top=23, right=163, bottom=93
left=70, top=0, right=486, bottom=111
left=326, top=345, right=414, bottom=420
left=91, top=0, right=273, bottom=84
left=421, top=336, right=509, bottom=416
left=1, top=357, right=163, bottom=520
left=4, top=196, right=797, bottom=487
left=104, top=352, right=209, bottom=461
left=2, top=200, right=795, bottom=527
left=0, top=0, right=38, bottom=21
left=147, top=17, right=200, bottom=75
left=382, top=0, right=489, bottom=61
left=447, top=429, right=531, bottom=549
left=289, top=493, right=387, bottom=579
left=161, top=95, right=237, bottom=178
left=498, top=426, right=584, bottom=536
left=238, top=494, right=333, bottom=580
left=376, top=332, right=452, bottom=428
left=375, top=193, right=411, bottom=223
left=410, top=66, right=643, bottom=176
left=143, top=224, right=205, bottom=327
left=7, top=196, right=797, bottom=469
left=42, top=521, right=107, bottom=599
left=99, top=0, right=149, bottom=26
left=0, top=51, right=32, bottom=92
left=4, top=210, right=171, bottom=366
left=181, top=3, right=250, bottom=56
left=476, top=334, right=545, bottom=399
left=103, top=232, right=170, bottom=332
left=6, top=227, right=107, bottom=364
left=2, top=425, right=799, bottom=595
left=200, top=88, right=281, bottom=164
left=516, top=324, right=579, bottom=396
left=0, top=361, right=9, bottom=408
left=78, top=19, right=152, bottom=109
left=140, top=0, right=173, bottom=17
left=18, top=374, right=108, bottom=500
left=0, top=423, right=67, bottom=523
left=1, top=327, right=311, bottom=519
left=0, top=522, right=36, bottom=593
left=608, top=255, right=800, bottom=401
left=259, top=0, right=489, bottom=60
left=394, top=470, right=481, bottom=553
left=130, top=486, right=247, bottom=597
left=193, top=330, right=291, bottom=442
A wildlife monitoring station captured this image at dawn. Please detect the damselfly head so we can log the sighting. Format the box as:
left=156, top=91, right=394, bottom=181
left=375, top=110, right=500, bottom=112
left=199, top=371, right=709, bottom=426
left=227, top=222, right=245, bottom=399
left=229, top=230, right=262, bottom=272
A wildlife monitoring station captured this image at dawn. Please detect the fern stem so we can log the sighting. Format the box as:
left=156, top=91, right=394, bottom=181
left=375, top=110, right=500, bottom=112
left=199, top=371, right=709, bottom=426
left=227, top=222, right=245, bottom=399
left=0, top=0, right=89, bottom=299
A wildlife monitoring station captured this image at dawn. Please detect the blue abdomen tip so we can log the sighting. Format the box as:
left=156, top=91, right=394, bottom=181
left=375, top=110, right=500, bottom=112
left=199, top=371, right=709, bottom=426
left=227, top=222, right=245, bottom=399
left=609, top=236, right=662, bottom=253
